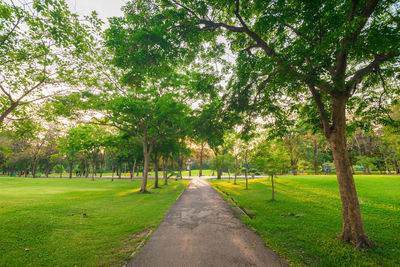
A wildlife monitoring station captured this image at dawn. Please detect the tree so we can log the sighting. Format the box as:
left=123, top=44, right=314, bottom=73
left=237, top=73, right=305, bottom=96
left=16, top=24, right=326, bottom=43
left=0, top=0, right=100, bottom=124
left=252, top=140, right=291, bottom=200
left=102, top=94, right=190, bottom=192
left=121, top=0, right=400, bottom=247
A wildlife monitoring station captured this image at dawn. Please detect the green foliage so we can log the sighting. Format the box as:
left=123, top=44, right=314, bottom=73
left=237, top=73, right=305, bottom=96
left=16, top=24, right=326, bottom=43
left=252, top=140, right=290, bottom=176
left=0, top=0, right=100, bottom=123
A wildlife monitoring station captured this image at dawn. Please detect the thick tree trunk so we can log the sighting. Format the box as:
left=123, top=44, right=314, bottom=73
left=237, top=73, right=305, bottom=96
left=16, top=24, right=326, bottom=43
left=328, top=94, right=371, bottom=248
left=32, top=158, right=38, bottom=178
left=199, top=142, right=204, bottom=177
left=313, top=139, right=319, bottom=175
left=153, top=153, right=159, bottom=189
left=69, top=161, right=73, bottom=179
left=217, top=168, right=222, bottom=179
left=271, top=174, right=275, bottom=200
left=45, top=159, right=50, bottom=178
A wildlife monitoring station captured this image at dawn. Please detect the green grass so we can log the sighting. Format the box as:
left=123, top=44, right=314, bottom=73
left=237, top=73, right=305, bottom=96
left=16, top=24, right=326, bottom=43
left=210, top=175, right=400, bottom=266
left=0, top=177, right=189, bottom=266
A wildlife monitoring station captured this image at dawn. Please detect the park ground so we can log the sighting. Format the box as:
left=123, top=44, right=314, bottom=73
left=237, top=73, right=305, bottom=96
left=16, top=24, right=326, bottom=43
left=210, top=175, right=400, bottom=266
left=0, top=175, right=399, bottom=266
left=0, top=177, right=189, bottom=266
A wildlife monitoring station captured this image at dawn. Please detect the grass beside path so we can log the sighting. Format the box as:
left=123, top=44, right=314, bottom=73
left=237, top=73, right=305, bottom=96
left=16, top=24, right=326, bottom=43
left=210, top=175, right=400, bottom=266
left=0, top=177, right=189, bottom=267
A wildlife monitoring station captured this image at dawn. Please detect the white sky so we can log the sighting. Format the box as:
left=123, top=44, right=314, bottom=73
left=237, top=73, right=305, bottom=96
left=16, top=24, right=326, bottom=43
left=65, top=0, right=126, bottom=20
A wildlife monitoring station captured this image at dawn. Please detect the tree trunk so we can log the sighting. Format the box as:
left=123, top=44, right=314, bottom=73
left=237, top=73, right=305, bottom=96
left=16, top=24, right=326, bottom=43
left=228, top=169, right=231, bottom=182
left=327, top=94, right=371, bottom=248
left=234, top=157, right=238, bottom=185
left=60, top=159, right=63, bottom=178
left=271, top=174, right=275, bottom=201
left=140, top=151, right=150, bottom=193
left=91, top=159, right=95, bottom=181
left=313, top=138, right=319, bottom=175
left=45, top=158, right=50, bottom=178
left=199, top=142, right=204, bottom=177
left=111, top=158, right=115, bottom=178
left=217, top=168, right=222, bottom=179
left=69, top=161, right=73, bottom=179
left=32, top=157, right=38, bottom=178
left=118, top=162, right=122, bottom=179
left=163, top=157, right=168, bottom=185
left=153, top=153, right=159, bottom=189
left=100, top=160, right=103, bottom=178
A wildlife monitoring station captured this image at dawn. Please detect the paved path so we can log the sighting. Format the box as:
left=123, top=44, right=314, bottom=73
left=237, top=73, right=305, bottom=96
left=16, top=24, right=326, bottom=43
left=128, top=178, right=288, bottom=267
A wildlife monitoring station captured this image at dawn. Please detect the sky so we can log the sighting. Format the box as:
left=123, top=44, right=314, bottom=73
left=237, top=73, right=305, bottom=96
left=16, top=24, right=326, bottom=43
left=65, top=0, right=126, bottom=21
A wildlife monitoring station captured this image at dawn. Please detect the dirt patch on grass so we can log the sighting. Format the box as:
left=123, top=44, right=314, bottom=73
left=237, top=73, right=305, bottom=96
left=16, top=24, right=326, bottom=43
left=120, top=228, right=153, bottom=266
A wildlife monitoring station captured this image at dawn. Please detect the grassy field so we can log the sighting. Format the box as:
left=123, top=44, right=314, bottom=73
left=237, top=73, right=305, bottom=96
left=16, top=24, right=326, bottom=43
left=210, top=175, right=400, bottom=266
left=0, top=177, right=189, bottom=266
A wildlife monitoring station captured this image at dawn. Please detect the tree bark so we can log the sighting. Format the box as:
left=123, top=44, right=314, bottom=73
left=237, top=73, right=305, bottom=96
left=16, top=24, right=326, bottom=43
left=140, top=152, right=150, bottom=192
left=45, top=158, right=50, bottom=178
left=328, top=94, right=371, bottom=248
left=234, top=157, right=238, bottom=185
left=91, top=159, right=95, bottom=181
left=32, top=157, right=38, bottom=178
left=69, top=161, right=73, bottom=179
left=153, top=152, right=159, bottom=189
left=163, top=157, right=168, bottom=185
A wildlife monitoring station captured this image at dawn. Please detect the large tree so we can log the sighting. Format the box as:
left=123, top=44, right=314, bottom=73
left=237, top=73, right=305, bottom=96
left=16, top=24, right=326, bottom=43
left=119, top=0, right=400, bottom=247
left=102, top=94, right=190, bottom=192
left=0, top=0, right=99, bottom=124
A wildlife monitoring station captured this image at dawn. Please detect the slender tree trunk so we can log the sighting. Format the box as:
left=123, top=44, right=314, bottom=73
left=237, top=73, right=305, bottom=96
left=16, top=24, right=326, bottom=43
left=60, top=159, right=63, bottom=178
left=124, top=163, right=127, bottom=176
left=327, top=94, right=371, bottom=248
left=136, top=164, right=140, bottom=177
left=178, top=152, right=183, bottom=179
left=69, top=161, right=73, bottom=179
left=91, top=159, right=95, bottom=181
left=118, top=162, right=122, bottom=179
left=234, top=157, right=238, bottom=185
left=100, top=160, right=103, bottom=178
left=111, top=158, right=115, bottom=178
left=163, top=157, right=168, bottom=185
left=313, top=138, right=319, bottom=175
left=153, top=153, right=159, bottom=189
left=199, top=142, right=204, bottom=177
left=271, top=174, right=275, bottom=200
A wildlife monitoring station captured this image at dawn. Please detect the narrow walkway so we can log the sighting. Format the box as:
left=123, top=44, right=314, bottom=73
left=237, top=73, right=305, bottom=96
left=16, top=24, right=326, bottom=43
left=128, top=179, right=288, bottom=267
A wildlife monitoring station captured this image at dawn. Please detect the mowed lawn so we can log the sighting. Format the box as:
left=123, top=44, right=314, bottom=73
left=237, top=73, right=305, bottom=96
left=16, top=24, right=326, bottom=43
left=0, top=177, right=189, bottom=266
left=210, top=175, right=400, bottom=266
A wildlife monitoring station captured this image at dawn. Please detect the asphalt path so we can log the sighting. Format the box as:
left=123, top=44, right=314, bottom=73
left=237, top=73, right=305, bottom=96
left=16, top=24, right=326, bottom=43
left=128, top=178, right=288, bottom=267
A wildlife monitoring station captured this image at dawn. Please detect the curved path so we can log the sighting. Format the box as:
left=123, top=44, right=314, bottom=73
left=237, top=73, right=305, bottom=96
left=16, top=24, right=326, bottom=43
left=128, top=178, right=288, bottom=267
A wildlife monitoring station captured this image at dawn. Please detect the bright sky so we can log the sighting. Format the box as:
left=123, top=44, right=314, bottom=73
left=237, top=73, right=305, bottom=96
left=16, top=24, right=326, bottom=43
left=65, top=0, right=126, bottom=20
